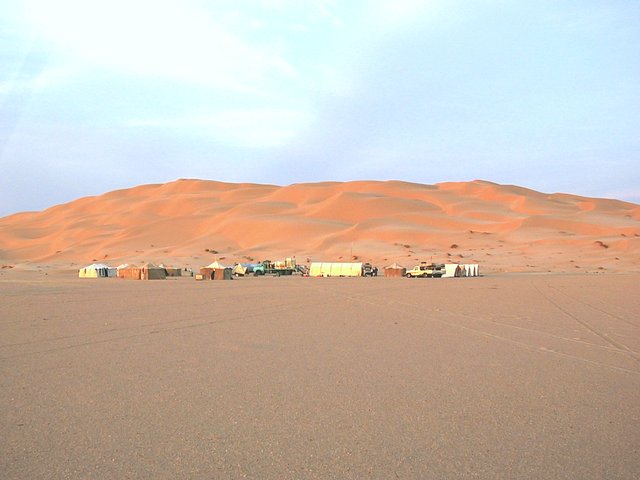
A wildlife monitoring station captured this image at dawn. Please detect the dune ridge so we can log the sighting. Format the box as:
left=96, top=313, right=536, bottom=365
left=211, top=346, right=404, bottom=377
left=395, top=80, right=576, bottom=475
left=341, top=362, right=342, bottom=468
left=0, top=179, right=638, bottom=273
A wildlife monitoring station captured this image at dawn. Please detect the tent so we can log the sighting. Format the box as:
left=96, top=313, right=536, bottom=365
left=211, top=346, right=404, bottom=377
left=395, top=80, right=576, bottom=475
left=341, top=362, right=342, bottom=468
left=213, top=268, right=233, bottom=280
left=200, top=261, right=233, bottom=280
left=383, top=263, right=406, bottom=278
left=78, top=263, right=115, bottom=278
left=443, top=264, right=464, bottom=278
left=205, top=261, right=227, bottom=269
left=117, top=263, right=167, bottom=280
left=142, top=263, right=167, bottom=280
left=232, top=264, right=248, bottom=276
left=118, top=264, right=140, bottom=280
left=309, top=262, right=363, bottom=277
left=159, top=264, right=182, bottom=277
left=462, top=264, right=479, bottom=277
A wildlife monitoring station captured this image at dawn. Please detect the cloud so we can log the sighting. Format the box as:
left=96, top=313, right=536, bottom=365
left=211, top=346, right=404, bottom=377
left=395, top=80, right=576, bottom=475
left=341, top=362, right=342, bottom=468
left=127, top=108, right=314, bottom=148
left=21, top=0, right=297, bottom=92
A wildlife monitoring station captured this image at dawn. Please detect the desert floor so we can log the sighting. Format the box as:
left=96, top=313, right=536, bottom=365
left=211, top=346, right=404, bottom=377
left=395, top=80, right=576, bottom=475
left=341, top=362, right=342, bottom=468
left=1, top=270, right=639, bottom=479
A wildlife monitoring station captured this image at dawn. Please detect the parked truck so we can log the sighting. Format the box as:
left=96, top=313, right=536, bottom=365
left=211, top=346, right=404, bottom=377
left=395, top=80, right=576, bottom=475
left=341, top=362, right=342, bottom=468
left=253, top=258, right=297, bottom=276
left=405, top=262, right=444, bottom=278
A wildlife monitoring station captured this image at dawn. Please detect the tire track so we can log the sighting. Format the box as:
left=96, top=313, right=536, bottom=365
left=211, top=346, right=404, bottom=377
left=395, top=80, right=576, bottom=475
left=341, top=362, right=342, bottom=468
left=320, top=283, right=640, bottom=376
left=533, top=280, right=640, bottom=365
left=0, top=292, right=324, bottom=360
left=544, top=281, right=640, bottom=329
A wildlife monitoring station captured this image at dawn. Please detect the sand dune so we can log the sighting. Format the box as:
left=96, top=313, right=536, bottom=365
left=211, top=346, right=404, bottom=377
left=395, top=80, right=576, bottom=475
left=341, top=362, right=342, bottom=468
left=0, top=179, right=638, bottom=273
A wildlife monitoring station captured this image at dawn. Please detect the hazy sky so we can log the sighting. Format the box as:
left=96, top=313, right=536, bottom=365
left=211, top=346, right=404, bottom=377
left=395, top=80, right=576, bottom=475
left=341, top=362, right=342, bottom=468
left=1, top=0, right=638, bottom=216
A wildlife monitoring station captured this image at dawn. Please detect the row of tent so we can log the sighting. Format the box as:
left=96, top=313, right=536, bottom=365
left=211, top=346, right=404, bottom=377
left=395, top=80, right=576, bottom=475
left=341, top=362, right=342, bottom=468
left=79, top=261, right=240, bottom=281
left=78, top=263, right=186, bottom=280
left=79, top=261, right=480, bottom=280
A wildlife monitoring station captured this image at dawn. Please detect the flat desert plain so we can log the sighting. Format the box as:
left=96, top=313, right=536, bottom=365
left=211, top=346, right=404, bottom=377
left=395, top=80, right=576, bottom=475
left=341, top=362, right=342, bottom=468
left=1, top=269, right=639, bottom=479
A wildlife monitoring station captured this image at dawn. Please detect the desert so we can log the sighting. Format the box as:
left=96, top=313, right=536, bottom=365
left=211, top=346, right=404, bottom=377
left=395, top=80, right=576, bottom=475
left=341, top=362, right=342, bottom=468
left=3, top=0, right=639, bottom=477
left=1, top=268, right=639, bottom=478
left=1, top=179, right=639, bottom=478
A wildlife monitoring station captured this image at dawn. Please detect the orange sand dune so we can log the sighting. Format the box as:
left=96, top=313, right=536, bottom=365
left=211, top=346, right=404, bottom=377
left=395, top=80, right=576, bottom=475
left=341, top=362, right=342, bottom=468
left=0, top=179, right=638, bottom=273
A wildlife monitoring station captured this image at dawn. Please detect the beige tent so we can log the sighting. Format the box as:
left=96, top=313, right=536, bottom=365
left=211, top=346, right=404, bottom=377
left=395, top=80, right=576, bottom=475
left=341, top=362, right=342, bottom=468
left=200, top=261, right=233, bottom=280
left=232, top=264, right=248, bottom=276
left=117, top=263, right=166, bottom=280
left=383, top=263, right=406, bottom=278
left=309, top=262, right=363, bottom=277
left=205, top=261, right=227, bottom=269
left=118, top=264, right=139, bottom=280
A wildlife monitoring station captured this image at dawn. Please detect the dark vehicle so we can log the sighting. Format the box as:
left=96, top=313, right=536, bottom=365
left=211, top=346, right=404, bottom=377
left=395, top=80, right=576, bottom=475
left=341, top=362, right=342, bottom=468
left=362, top=263, right=378, bottom=277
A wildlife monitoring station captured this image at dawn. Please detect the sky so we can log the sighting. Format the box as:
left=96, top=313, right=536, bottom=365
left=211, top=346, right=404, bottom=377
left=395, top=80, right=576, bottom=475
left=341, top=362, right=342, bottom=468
left=1, top=0, right=639, bottom=216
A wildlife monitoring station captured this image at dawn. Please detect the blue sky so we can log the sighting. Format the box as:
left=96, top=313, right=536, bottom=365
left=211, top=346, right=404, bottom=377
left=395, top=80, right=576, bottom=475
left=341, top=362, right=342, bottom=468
left=1, top=0, right=638, bottom=216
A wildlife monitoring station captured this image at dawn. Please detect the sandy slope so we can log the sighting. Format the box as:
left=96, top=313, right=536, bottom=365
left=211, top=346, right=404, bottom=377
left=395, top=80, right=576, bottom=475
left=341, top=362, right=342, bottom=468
left=0, top=179, right=638, bottom=272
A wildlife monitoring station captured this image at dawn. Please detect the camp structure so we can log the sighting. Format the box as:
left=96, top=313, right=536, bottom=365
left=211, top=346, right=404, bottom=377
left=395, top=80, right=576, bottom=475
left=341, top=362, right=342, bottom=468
left=117, top=263, right=167, bottom=280
left=117, top=263, right=138, bottom=280
left=383, top=263, right=406, bottom=278
left=232, top=264, right=248, bottom=276
left=462, top=264, right=480, bottom=277
left=159, top=264, right=182, bottom=277
left=78, top=263, right=116, bottom=278
left=116, top=263, right=130, bottom=275
left=442, top=264, right=464, bottom=278
left=199, top=261, right=233, bottom=280
left=440, top=263, right=479, bottom=277
left=309, top=262, right=363, bottom=277
left=232, top=263, right=258, bottom=277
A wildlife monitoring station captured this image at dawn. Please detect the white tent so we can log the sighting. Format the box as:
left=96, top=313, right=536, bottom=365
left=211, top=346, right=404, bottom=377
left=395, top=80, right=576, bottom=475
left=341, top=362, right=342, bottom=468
left=443, top=264, right=463, bottom=278
left=309, top=262, right=363, bottom=277
left=78, top=263, right=116, bottom=278
left=462, top=264, right=479, bottom=277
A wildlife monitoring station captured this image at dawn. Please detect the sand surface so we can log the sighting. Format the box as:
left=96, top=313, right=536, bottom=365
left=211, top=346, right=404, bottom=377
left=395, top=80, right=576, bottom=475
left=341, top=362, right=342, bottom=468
left=1, top=270, right=639, bottom=478
left=1, top=179, right=639, bottom=273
